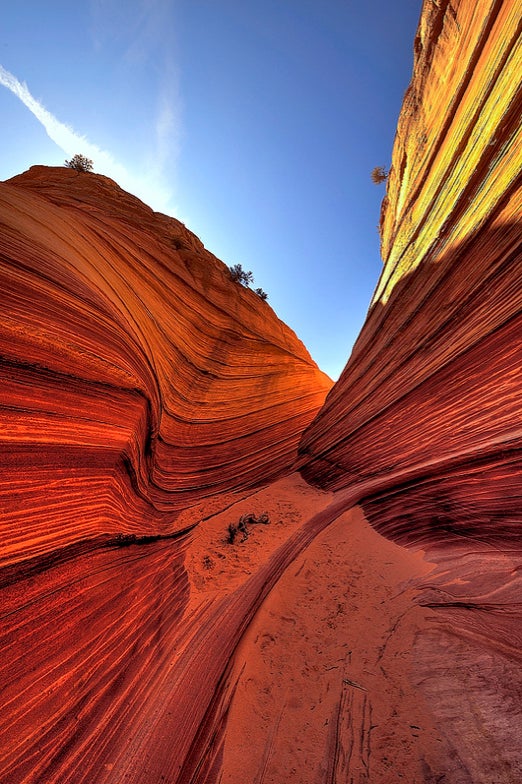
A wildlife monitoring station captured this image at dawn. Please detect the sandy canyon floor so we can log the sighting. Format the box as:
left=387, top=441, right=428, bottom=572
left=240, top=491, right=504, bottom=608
left=177, top=474, right=447, bottom=784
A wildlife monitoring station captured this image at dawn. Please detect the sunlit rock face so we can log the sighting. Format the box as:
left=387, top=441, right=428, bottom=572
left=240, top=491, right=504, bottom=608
left=0, top=167, right=331, bottom=782
left=1, top=165, right=331, bottom=574
left=299, top=0, right=521, bottom=546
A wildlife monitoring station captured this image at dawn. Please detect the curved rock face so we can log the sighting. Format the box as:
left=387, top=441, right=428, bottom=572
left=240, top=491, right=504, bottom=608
left=0, top=168, right=331, bottom=782
left=1, top=165, right=331, bottom=573
left=296, top=3, right=522, bottom=780
left=1, top=2, right=521, bottom=782
left=299, top=0, right=521, bottom=546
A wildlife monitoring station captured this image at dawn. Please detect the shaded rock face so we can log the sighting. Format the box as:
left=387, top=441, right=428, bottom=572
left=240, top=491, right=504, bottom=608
left=299, top=0, right=521, bottom=547
left=299, top=218, right=521, bottom=545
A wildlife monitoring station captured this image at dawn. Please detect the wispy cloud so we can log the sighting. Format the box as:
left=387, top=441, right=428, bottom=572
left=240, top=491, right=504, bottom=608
left=0, top=63, right=176, bottom=213
left=151, top=58, right=182, bottom=176
left=0, top=64, right=89, bottom=155
left=89, top=0, right=183, bottom=189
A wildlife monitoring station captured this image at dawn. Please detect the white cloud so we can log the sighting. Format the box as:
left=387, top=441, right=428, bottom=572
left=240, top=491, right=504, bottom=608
left=0, top=63, right=176, bottom=214
left=151, top=57, right=182, bottom=176
left=88, top=0, right=183, bottom=186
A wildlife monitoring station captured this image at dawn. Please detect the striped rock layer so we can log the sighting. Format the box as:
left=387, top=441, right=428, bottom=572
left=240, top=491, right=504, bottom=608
left=297, top=1, right=522, bottom=780
left=299, top=0, right=521, bottom=546
left=0, top=167, right=330, bottom=783
left=0, top=165, right=331, bottom=576
left=1, top=1, right=521, bottom=782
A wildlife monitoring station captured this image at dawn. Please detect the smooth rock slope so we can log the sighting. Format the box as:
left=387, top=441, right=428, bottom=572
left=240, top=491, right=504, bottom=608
left=0, top=0, right=520, bottom=782
left=0, top=167, right=331, bottom=783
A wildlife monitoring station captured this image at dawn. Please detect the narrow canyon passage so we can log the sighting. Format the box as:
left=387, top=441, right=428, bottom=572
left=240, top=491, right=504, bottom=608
left=169, top=476, right=441, bottom=783
left=1, top=1, right=520, bottom=780
left=182, top=474, right=522, bottom=784
left=69, top=473, right=438, bottom=784
left=217, top=501, right=439, bottom=784
left=1, top=476, right=519, bottom=783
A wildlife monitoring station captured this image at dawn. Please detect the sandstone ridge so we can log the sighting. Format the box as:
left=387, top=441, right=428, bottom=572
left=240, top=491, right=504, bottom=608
left=1, top=0, right=521, bottom=782
left=1, top=164, right=331, bottom=574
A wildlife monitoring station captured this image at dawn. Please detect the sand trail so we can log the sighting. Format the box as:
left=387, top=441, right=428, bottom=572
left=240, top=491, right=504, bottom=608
left=183, top=473, right=441, bottom=783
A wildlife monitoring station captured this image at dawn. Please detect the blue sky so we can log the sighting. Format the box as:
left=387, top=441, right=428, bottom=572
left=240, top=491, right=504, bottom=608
left=0, top=0, right=421, bottom=380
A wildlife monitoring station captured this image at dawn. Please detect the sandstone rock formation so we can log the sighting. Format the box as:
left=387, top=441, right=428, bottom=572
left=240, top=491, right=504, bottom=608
left=0, top=167, right=331, bottom=782
left=297, top=0, right=522, bottom=779
left=1, top=164, right=331, bottom=574
left=1, top=0, right=520, bottom=782
left=299, top=0, right=521, bottom=546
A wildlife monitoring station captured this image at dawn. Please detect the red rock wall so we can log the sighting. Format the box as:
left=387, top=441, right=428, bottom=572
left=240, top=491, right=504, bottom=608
left=299, top=0, right=521, bottom=545
left=297, top=6, right=522, bottom=777
left=0, top=167, right=331, bottom=782
left=1, top=165, right=331, bottom=575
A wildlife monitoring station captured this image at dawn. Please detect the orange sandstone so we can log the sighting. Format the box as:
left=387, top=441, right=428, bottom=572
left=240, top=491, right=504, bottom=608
left=1, top=1, right=521, bottom=782
left=1, top=165, right=331, bottom=574
left=297, top=1, right=522, bottom=780
left=299, top=0, right=521, bottom=547
left=0, top=167, right=330, bottom=782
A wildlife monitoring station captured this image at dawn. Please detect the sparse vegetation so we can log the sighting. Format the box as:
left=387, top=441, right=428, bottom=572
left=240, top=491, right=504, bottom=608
left=370, top=166, right=388, bottom=184
left=226, top=512, right=270, bottom=544
left=229, top=263, right=254, bottom=286
left=64, top=154, right=93, bottom=173
left=226, top=523, right=238, bottom=545
left=228, top=264, right=268, bottom=300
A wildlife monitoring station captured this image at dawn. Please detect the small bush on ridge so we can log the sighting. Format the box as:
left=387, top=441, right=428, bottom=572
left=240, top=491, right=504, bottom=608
left=65, top=154, right=93, bottom=173
left=229, top=264, right=268, bottom=300
left=229, top=263, right=254, bottom=286
left=370, top=166, right=388, bottom=184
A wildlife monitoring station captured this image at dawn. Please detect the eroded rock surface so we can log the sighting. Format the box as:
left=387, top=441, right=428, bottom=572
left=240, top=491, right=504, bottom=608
left=0, top=168, right=330, bottom=782
left=299, top=0, right=521, bottom=546
left=0, top=1, right=520, bottom=782
left=298, top=0, right=522, bottom=780
left=1, top=165, right=331, bottom=572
